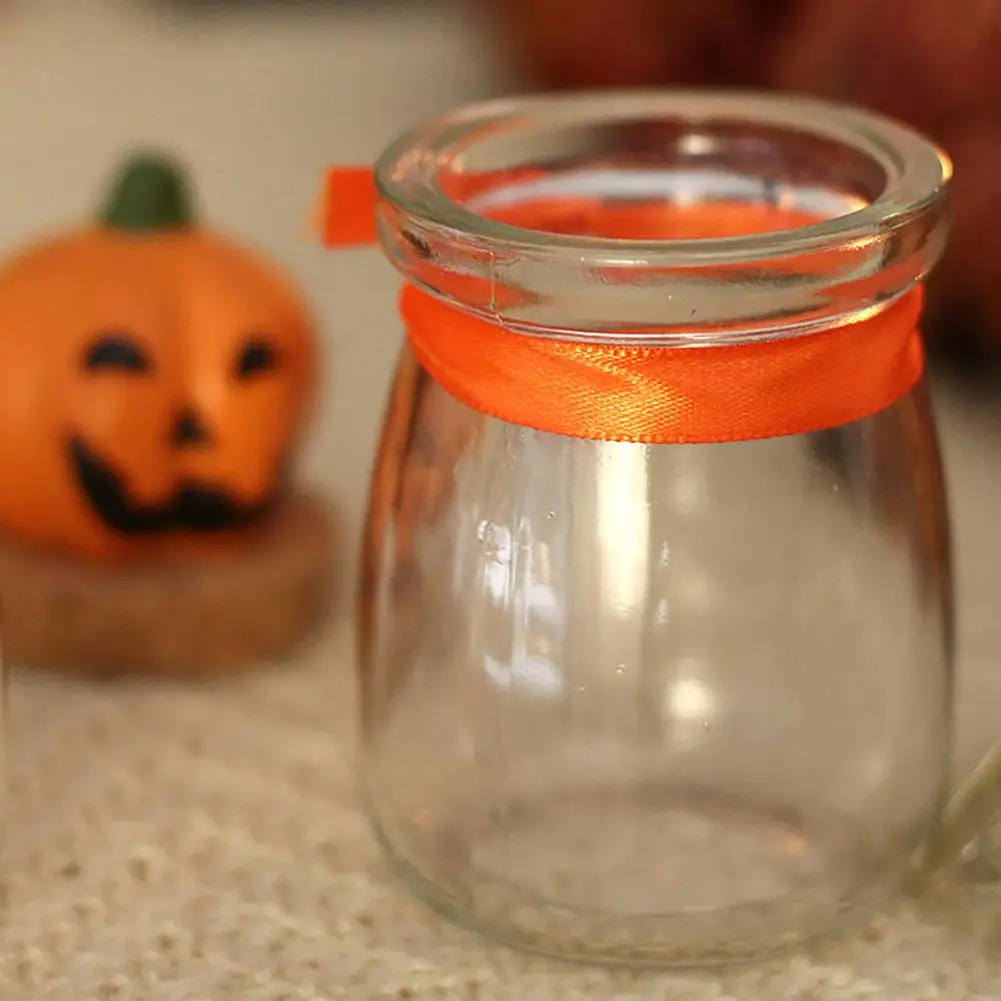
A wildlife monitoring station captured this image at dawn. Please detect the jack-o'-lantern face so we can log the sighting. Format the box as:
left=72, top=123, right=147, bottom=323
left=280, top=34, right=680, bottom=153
left=0, top=153, right=317, bottom=560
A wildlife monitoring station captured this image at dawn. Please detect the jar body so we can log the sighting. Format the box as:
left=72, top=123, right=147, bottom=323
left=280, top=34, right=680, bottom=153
left=357, top=346, right=951, bottom=965
left=348, top=91, right=953, bottom=966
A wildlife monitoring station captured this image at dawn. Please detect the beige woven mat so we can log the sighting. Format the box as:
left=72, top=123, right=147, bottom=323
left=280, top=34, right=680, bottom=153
left=5, top=624, right=1001, bottom=1001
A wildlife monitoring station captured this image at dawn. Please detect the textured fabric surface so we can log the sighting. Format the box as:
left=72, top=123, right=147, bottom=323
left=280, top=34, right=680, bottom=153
left=5, top=2, right=1001, bottom=998
left=7, top=626, right=1001, bottom=1001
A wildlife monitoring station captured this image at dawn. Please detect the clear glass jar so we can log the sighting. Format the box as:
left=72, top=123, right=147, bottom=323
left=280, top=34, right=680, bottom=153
left=354, top=92, right=957, bottom=966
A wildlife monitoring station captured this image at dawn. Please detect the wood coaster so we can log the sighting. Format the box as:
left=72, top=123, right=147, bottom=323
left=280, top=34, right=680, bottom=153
left=0, top=490, right=337, bottom=677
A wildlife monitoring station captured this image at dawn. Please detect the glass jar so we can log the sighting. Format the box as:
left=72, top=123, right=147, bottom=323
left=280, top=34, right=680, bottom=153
left=329, top=92, right=987, bottom=967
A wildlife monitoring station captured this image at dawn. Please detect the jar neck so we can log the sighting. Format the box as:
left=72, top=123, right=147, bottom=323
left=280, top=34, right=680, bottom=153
left=373, top=91, right=951, bottom=345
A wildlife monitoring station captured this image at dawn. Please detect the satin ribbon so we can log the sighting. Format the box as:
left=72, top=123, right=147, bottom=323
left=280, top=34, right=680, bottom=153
left=320, top=166, right=924, bottom=443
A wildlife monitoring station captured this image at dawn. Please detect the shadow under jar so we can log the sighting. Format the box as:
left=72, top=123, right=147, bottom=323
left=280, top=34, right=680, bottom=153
left=353, top=92, right=953, bottom=967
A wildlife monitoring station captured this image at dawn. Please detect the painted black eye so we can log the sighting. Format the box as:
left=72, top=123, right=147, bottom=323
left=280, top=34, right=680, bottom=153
left=82, top=333, right=151, bottom=373
left=235, top=338, right=277, bottom=378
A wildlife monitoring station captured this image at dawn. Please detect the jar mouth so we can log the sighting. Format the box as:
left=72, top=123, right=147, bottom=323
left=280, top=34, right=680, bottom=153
left=374, top=90, right=951, bottom=337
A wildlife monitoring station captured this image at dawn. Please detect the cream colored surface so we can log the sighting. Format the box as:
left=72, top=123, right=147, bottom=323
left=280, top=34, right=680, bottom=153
left=5, top=1, right=1001, bottom=997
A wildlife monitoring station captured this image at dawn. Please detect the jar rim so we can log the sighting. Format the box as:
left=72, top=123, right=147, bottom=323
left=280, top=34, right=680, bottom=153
left=372, top=90, right=951, bottom=338
left=375, top=89, right=949, bottom=266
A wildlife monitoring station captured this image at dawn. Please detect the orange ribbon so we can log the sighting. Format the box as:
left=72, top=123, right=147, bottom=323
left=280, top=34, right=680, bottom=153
left=321, top=167, right=925, bottom=443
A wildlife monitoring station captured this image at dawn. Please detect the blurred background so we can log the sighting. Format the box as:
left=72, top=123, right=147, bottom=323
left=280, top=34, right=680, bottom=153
left=2, top=0, right=1000, bottom=575
left=0, top=0, right=505, bottom=573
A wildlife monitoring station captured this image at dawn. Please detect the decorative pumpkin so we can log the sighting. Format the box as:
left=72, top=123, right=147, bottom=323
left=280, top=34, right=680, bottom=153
left=0, top=151, right=317, bottom=561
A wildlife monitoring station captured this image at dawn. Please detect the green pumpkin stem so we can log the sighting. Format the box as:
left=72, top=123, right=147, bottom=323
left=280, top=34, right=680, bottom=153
left=99, top=152, right=195, bottom=232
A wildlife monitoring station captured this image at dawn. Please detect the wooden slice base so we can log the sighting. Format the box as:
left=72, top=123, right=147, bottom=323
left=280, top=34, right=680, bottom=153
left=0, top=491, right=337, bottom=677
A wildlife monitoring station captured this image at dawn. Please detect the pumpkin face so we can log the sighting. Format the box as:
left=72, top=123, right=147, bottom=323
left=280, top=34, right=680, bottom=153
left=0, top=154, right=317, bottom=560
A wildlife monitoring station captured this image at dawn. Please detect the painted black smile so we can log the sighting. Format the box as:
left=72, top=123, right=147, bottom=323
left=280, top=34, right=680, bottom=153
left=67, top=435, right=278, bottom=535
